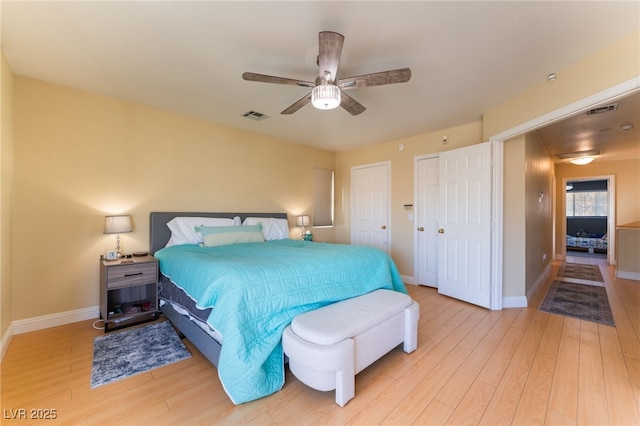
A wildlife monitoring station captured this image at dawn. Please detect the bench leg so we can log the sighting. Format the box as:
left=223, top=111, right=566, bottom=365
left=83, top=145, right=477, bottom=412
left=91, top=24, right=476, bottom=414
left=335, top=356, right=355, bottom=407
left=403, top=301, right=419, bottom=353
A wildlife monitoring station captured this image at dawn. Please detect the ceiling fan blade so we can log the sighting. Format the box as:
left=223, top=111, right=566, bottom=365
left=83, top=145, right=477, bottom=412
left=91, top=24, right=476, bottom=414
left=281, top=93, right=312, bottom=115
left=340, top=92, right=366, bottom=116
left=318, top=31, right=344, bottom=83
left=242, top=72, right=314, bottom=88
left=338, top=68, right=412, bottom=89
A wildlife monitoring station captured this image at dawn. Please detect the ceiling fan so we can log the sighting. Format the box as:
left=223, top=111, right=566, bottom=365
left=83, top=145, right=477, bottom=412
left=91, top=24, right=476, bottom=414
left=242, top=31, right=411, bottom=116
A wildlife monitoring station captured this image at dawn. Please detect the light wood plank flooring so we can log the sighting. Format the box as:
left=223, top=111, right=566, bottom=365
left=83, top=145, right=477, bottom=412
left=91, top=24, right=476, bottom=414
left=2, top=257, right=639, bottom=425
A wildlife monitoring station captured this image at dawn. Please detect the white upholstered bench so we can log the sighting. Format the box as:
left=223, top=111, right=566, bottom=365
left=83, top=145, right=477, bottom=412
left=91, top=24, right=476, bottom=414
left=282, top=289, right=419, bottom=406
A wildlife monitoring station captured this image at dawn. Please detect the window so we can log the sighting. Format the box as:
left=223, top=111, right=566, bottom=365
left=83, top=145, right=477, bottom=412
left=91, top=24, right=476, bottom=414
left=313, top=168, right=334, bottom=227
left=566, top=191, right=608, bottom=217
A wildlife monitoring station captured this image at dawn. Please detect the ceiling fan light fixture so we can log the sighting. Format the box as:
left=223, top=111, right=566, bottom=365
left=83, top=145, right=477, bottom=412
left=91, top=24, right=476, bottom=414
left=311, top=84, right=341, bottom=110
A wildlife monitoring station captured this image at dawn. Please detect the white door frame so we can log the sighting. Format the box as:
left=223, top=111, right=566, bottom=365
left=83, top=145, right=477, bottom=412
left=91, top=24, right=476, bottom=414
left=490, top=77, right=640, bottom=310
left=350, top=161, right=392, bottom=251
left=561, top=175, right=616, bottom=264
left=413, top=153, right=439, bottom=286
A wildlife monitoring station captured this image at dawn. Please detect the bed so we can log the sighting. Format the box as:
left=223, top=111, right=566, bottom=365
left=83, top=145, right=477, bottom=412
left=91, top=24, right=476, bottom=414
left=149, top=212, right=407, bottom=404
left=566, top=234, right=608, bottom=253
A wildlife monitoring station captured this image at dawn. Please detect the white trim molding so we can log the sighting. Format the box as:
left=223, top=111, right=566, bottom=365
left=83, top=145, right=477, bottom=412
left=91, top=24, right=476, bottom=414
left=1, top=306, right=100, bottom=363
left=616, top=270, right=640, bottom=281
left=502, top=262, right=553, bottom=309
left=1, top=323, right=15, bottom=362
left=502, top=296, right=528, bottom=309
left=401, top=274, right=416, bottom=285
left=528, top=262, right=554, bottom=304
left=12, top=306, right=99, bottom=335
left=491, top=140, right=504, bottom=310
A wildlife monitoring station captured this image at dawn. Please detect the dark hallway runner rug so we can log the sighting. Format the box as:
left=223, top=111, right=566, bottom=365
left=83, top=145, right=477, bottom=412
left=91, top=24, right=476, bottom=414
left=557, top=262, right=604, bottom=282
left=539, top=281, right=614, bottom=326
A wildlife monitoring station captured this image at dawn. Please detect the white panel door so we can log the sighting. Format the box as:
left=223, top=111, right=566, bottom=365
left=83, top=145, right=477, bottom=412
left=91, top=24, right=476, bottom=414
left=438, top=142, right=492, bottom=308
left=416, top=157, right=439, bottom=287
left=351, top=162, right=390, bottom=253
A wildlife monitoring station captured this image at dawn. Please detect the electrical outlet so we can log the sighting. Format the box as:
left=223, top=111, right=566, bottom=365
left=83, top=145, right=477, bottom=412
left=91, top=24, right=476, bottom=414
left=542, top=253, right=547, bottom=263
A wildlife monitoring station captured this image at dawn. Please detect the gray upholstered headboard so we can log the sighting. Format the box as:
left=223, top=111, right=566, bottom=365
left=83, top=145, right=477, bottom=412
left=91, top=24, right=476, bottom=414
left=149, top=212, right=288, bottom=254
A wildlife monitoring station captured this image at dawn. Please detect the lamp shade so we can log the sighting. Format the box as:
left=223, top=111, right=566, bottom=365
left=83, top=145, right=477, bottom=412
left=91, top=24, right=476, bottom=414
left=296, top=215, right=310, bottom=227
left=104, top=215, right=133, bottom=234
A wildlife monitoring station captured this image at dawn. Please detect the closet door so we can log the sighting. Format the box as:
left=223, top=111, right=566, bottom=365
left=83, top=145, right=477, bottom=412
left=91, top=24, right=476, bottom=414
left=351, top=162, right=390, bottom=253
left=415, top=156, right=439, bottom=287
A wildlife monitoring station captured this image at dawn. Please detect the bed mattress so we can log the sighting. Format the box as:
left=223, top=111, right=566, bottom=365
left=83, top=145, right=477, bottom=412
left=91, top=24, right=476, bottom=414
left=158, top=275, right=222, bottom=343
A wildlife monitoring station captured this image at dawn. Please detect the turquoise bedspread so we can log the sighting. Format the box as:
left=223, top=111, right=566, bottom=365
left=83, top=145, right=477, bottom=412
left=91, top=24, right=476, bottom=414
left=154, top=239, right=407, bottom=404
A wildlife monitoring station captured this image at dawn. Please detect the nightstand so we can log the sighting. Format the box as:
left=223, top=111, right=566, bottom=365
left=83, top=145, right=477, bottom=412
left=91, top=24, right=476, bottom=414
left=99, top=255, right=159, bottom=332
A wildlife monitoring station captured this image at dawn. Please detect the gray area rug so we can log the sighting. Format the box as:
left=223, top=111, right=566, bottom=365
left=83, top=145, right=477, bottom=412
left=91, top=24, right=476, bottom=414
left=539, top=281, right=614, bottom=326
left=557, top=262, right=604, bottom=282
left=91, top=321, right=191, bottom=388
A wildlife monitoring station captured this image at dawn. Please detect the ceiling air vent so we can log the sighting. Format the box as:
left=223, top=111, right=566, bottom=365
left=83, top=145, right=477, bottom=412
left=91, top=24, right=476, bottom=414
left=587, top=103, right=617, bottom=115
left=243, top=110, right=269, bottom=121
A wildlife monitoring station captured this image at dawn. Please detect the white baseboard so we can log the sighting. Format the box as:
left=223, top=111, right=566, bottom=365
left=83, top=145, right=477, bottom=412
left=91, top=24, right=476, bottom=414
left=616, top=270, right=640, bottom=281
left=1, top=305, right=100, bottom=362
left=12, top=306, right=100, bottom=335
left=527, top=262, right=553, bottom=304
left=1, top=322, right=14, bottom=363
left=502, top=296, right=528, bottom=308
left=401, top=274, right=416, bottom=285
left=502, top=262, right=553, bottom=309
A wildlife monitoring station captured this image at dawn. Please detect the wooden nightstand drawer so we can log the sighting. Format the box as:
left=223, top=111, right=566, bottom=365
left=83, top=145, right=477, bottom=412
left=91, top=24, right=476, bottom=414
left=100, top=255, right=159, bottom=332
left=106, top=262, right=157, bottom=289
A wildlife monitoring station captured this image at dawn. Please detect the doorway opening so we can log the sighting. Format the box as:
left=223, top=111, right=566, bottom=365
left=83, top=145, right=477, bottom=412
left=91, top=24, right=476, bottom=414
left=562, top=176, right=616, bottom=264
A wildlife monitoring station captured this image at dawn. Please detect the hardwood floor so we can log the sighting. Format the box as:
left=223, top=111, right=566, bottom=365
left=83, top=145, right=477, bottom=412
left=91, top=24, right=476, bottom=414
left=2, top=257, right=639, bottom=425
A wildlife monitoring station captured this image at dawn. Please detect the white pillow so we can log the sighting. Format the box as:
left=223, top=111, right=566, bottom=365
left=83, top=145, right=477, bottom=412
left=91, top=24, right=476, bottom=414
left=242, top=217, right=290, bottom=241
left=166, top=217, right=236, bottom=247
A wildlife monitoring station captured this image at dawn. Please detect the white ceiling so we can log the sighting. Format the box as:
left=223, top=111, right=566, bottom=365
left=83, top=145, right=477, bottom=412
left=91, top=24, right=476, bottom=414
left=2, top=1, right=639, bottom=156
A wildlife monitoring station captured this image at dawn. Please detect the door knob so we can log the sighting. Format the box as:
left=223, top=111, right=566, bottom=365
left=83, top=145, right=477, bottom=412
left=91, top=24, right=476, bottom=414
left=418, top=227, right=424, bottom=232
left=438, top=228, right=445, bottom=234
left=381, top=225, right=387, bottom=230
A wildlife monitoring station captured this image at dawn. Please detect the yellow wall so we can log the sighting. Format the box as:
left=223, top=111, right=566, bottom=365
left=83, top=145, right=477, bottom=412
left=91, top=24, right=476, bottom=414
left=554, top=158, right=640, bottom=257
left=1, top=52, right=15, bottom=340
left=497, top=135, right=556, bottom=299
left=11, top=77, right=335, bottom=320
left=524, top=133, right=553, bottom=295
left=502, top=135, right=525, bottom=297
